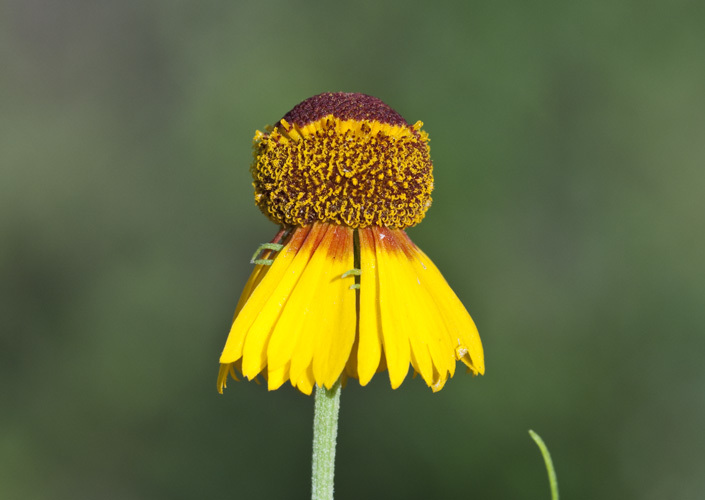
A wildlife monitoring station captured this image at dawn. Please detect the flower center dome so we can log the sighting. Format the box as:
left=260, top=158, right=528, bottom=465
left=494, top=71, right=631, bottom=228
left=251, top=92, right=434, bottom=229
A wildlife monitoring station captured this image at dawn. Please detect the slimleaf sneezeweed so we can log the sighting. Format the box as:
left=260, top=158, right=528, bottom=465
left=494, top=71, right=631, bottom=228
left=217, top=92, right=485, bottom=499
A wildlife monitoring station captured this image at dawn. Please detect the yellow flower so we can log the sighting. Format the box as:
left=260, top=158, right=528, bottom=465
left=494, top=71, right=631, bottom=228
left=218, top=92, right=484, bottom=395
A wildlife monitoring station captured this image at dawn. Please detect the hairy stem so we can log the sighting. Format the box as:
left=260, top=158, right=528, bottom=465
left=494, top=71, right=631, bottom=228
left=311, top=382, right=342, bottom=500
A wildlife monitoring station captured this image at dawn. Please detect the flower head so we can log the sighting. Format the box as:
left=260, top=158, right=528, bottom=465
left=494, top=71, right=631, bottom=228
left=218, top=92, right=484, bottom=394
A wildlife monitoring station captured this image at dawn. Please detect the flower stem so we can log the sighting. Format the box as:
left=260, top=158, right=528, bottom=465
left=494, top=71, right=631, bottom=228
left=529, top=430, right=559, bottom=500
left=311, top=381, right=342, bottom=500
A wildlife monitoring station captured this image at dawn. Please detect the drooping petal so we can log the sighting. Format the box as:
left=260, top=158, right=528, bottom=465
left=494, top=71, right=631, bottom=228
left=387, top=230, right=460, bottom=389
left=287, top=225, right=356, bottom=390
left=385, top=230, right=439, bottom=387
left=398, top=231, right=485, bottom=375
left=239, top=225, right=332, bottom=381
left=266, top=224, right=329, bottom=374
left=219, top=226, right=311, bottom=368
left=232, top=227, right=288, bottom=319
left=240, top=228, right=327, bottom=379
left=294, top=364, right=315, bottom=396
left=287, top=224, right=338, bottom=385
left=356, top=227, right=382, bottom=385
left=382, top=230, right=435, bottom=386
left=266, top=361, right=291, bottom=391
left=373, top=227, right=411, bottom=389
left=311, top=225, right=356, bottom=389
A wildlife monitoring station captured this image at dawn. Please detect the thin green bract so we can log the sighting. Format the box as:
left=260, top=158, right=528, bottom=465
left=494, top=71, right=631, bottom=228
left=529, top=430, right=559, bottom=500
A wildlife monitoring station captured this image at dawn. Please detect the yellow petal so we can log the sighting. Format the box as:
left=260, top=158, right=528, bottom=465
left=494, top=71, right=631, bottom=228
left=400, top=232, right=485, bottom=375
left=311, top=225, right=356, bottom=389
left=288, top=224, right=338, bottom=384
left=267, top=361, right=290, bottom=391
left=266, top=223, right=329, bottom=372
left=393, top=230, right=458, bottom=384
left=216, top=363, right=236, bottom=394
left=232, top=228, right=289, bottom=319
left=240, top=226, right=321, bottom=379
left=383, top=232, right=435, bottom=385
left=374, top=227, right=410, bottom=389
left=219, top=226, right=311, bottom=365
left=293, top=363, right=315, bottom=395
left=357, top=227, right=382, bottom=385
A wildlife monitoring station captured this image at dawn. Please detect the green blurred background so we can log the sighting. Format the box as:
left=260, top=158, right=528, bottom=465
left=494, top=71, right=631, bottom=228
left=2, top=1, right=704, bottom=499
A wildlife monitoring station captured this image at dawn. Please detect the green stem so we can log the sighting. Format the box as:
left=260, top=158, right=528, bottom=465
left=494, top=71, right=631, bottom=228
left=529, top=430, right=559, bottom=500
left=311, top=381, right=342, bottom=500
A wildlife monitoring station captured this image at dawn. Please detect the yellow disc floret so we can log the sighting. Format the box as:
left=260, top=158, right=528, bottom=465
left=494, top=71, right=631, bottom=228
left=251, top=93, right=434, bottom=229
